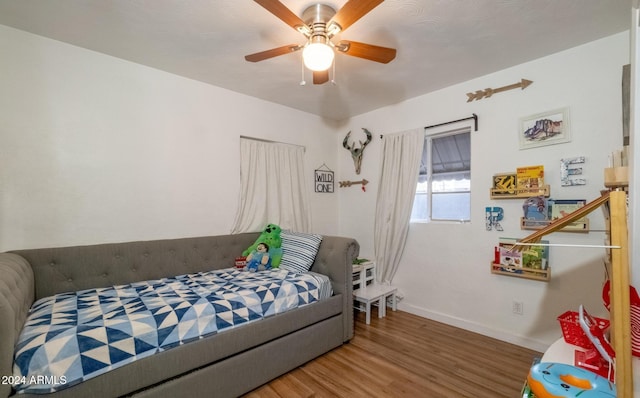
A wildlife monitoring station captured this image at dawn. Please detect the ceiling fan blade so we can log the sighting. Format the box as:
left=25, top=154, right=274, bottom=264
left=337, top=40, right=396, bottom=63
left=254, top=0, right=307, bottom=32
left=329, top=0, right=384, bottom=32
left=313, top=70, right=329, bottom=85
left=245, top=44, right=301, bottom=62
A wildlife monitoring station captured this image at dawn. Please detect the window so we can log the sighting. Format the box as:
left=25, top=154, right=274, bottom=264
left=411, top=127, right=471, bottom=222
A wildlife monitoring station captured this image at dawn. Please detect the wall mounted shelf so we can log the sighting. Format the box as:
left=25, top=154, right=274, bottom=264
left=490, top=262, right=551, bottom=282
left=520, top=217, right=589, bottom=233
left=490, top=185, right=550, bottom=199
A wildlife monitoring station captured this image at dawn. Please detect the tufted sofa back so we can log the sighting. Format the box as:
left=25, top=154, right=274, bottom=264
left=12, top=233, right=259, bottom=300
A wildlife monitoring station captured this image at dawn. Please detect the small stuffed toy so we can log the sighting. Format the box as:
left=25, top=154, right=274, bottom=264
left=244, top=242, right=271, bottom=272
left=243, top=223, right=283, bottom=268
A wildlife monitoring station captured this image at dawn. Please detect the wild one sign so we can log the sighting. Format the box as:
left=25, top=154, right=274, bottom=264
left=315, top=166, right=334, bottom=193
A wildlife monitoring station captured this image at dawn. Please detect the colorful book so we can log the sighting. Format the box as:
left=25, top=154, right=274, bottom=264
left=522, top=196, right=548, bottom=227
left=517, top=165, right=545, bottom=191
left=498, top=238, right=549, bottom=271
left=547, top=199, right=588, bottom=231
left=492, top=173, right=517, bottom=195
left=498, top=238, right=523, bottom=273
left=548, top=199, right=587, bottom=222
left=521, top=241, right=549, bottom=270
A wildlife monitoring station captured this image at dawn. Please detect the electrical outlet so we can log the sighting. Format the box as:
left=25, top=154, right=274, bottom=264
left=512, top=301, right=524, bottom=315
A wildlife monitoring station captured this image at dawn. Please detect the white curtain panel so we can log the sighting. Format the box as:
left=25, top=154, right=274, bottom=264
left=231, top=138, right=311, bottom=233
left=374, top=128, right=425, bottom=284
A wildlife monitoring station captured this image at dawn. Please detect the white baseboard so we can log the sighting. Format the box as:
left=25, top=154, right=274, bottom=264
left=398, top=302, right=551, bottom=353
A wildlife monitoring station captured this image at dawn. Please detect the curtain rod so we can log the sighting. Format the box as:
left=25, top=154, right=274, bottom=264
left=240, top=135, right=306, bottom=152
left=379, top=113, right=478, bottom=138
left=425, top=113, right=478, bottom=132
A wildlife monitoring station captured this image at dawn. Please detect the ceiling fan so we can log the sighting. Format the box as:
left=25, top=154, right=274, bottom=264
left=245, top=0, right=397, bottom=84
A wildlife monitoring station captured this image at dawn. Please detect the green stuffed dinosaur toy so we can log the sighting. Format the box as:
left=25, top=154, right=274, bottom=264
left=242, top=223, right=283, bottom=268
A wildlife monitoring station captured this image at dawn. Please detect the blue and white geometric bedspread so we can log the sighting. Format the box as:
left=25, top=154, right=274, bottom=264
left=12, top=268, right=322, bottom=394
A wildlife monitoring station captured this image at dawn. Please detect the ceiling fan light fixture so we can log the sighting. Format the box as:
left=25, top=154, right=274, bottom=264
left=246, top=0, right=395, bottom=83
left=302, top=41, right=334, bottom=71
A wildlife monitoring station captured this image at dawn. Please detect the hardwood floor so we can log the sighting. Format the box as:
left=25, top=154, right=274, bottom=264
left=244, top=310, right=541, bottom=398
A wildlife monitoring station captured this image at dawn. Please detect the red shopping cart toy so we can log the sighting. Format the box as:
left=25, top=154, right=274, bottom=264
left=557, top=306, right=614, bottom=381
left=577, top=305, right=615, bottom=381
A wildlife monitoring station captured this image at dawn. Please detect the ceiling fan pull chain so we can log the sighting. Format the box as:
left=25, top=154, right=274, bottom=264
left=299, top=54, right=306, bottom=86
left=331, top=58, right=337, bottom=85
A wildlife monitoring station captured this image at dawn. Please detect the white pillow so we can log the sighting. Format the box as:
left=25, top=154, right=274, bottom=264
left=280, top=230, right=323, bottom=273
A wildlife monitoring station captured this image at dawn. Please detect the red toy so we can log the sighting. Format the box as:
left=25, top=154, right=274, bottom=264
left=576, top=305, right=615, bottom=381
left=602, top=279, right=640, bottom=357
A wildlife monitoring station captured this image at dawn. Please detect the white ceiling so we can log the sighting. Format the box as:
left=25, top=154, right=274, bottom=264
left=0, top=0, right=632, bottom=121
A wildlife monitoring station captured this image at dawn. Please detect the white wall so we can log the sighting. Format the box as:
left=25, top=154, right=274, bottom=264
left=338, top=32, right=630, bottom=351
left=0, top=23, right=633, bottom=352
left=0, top=25, right=341, bottom=251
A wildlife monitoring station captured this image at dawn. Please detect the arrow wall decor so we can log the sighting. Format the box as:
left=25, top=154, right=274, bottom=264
left=339, top=178, right=369, bottom=192
left=466, top=79, right=533, bottom=102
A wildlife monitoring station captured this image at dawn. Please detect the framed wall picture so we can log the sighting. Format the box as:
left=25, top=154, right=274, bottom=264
left=314, top=164, right=334, bottom=193
left=519, top=107, right=571, bottom=150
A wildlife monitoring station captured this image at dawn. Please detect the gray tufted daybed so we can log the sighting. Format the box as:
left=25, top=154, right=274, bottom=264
left=0, top=232, right=359, bottom=397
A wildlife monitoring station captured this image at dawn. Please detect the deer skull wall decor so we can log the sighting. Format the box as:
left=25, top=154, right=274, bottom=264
left=343, top=128, right=372, bottom=175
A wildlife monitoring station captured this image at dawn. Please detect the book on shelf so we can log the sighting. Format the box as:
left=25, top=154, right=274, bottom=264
left=521, top=241, right=549, bottom=270
left=498, top=238, right=521, bottom=268
left=517, top=165, right=545, bottom=191
left=548, top=199, right=587, bottom=223
left=492, top=172, right=517, bottom=195
left=497, top=238, right=549, bottom=271
left=522, top=196, right=548, bottom=227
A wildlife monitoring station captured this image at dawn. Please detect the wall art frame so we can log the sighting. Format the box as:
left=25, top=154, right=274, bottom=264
left=519, top=107, right=571, bottom=150
left=314, top=163, right=334, bottom=193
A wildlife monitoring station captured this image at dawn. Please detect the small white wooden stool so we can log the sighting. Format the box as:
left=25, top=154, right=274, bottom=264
left=353, top=284, right=397, bottom=324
